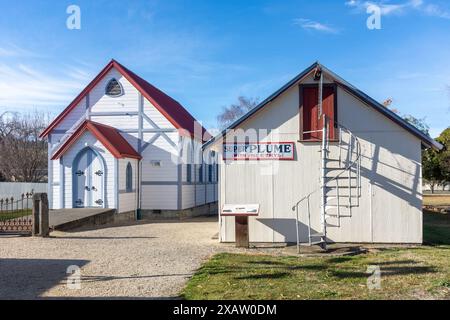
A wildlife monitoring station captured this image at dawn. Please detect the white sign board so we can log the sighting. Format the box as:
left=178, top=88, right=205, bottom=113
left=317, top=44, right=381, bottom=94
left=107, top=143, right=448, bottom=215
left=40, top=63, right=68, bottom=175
left=221, top=204, right=260, bottom=216
left=223, top=142, right=294, bottom=160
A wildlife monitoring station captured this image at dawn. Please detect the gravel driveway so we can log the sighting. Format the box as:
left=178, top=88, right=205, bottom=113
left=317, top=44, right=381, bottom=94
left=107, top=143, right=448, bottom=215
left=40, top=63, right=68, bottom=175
left=0, top=217, right=224, bottom=299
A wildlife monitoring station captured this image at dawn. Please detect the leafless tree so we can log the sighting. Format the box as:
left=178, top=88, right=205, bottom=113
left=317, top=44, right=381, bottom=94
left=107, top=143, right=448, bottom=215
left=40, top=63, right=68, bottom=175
left=217, top=96, right=259, bottom=129
left=0, top=111, right=49, bottom=182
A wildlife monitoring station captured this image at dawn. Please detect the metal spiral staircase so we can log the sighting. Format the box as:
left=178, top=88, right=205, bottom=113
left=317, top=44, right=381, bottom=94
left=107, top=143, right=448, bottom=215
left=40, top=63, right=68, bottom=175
left=292, top=116, right=361, bottom=251
left=292, top=70, right=362, bottom=251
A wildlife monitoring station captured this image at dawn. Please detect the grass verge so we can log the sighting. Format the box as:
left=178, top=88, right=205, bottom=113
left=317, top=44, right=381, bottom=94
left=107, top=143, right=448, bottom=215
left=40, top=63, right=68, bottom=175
left=182, top=211, right=450, bottom=300
left=0, top=209, right=32, bottom=222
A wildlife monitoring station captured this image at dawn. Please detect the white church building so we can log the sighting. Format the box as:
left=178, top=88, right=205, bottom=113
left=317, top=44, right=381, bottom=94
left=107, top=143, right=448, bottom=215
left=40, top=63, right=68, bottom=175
left=40, top=60, right=218, bottom=218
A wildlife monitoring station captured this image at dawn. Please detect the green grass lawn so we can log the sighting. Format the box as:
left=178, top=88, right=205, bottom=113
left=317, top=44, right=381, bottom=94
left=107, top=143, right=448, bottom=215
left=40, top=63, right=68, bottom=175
left=0, top=209, right=32, bottom=222
left=182, top=210, right=450, bottom=300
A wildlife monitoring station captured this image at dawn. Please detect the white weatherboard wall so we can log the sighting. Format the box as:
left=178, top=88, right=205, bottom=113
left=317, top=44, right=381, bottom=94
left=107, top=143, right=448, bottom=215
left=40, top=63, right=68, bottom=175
left=57, top=99, right=87, bottom=131
left=181, top=138, right=218, bottom=210
left=118, top=158, right=138, bottom=213
left=48, top=133, right=64, bottom=209
left=217, top=80, right=423, bottom=244
left=140, top=131, right=178, bottom=211
left=90, top=68, right=139, bottom=115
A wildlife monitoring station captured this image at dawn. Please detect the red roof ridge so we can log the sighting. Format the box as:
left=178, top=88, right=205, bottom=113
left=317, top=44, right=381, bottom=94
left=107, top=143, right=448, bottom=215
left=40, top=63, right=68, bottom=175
left=41, top=60, right=211, bottom=141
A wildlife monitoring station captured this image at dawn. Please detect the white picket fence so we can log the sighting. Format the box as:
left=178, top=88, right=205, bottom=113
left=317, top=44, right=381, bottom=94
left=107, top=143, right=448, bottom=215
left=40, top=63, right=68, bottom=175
left=0, top=182, right=47, bottom=199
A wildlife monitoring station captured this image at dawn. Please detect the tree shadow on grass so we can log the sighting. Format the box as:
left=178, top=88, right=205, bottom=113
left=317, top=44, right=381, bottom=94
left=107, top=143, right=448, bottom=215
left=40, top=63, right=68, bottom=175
left=235, top=272, right=290, bottom=280
left=373, top=260, right=418, bottom=266
left=332, top=266, right=436, bottom=279
left=325, top=256, right=353, bottom=264
left=199, top=253, right=438, bottom=284
left=247, top=260, right=288, bottom=266
left=423, top=210, right=450, bottom=245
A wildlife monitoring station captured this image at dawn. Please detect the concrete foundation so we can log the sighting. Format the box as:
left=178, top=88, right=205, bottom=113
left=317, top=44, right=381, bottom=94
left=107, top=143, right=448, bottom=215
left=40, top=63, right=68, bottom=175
left=49, top=203, right=217, bottom=231
left=140, top=202, right=218, bottom=220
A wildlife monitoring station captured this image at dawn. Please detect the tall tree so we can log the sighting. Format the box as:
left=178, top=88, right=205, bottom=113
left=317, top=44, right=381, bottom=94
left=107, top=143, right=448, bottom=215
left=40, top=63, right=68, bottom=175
left=403, top=114, right=430, bottom=136
left=381, top=98, right=449, bottom=191
left=0, top=111, right=49, bottom=182
left=382, top=98, right=430, bottom=136
left=217, top=96, right=259, bottom=129
left=436, top=127, right=450, bottom=190
left=422, top=127, right=450, bottom=193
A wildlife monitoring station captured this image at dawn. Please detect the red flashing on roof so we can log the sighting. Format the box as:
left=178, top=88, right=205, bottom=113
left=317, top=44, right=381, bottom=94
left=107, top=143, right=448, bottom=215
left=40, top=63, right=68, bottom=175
left=51, top=120, right=142, bottom=160
left=41, top=59, right=211, bottom=142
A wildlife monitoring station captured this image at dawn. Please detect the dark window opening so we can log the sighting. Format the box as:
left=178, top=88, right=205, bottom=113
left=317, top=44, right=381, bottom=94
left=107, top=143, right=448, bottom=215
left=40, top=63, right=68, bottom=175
left=198, top=164, right=203, bottom=183
left=125, top=162, right=133, bottom=192
left=186, top=164, right=192, bottom=182
left=105, top=78, right=123, bottom=97
left=208, top=164, right=213, bottom=183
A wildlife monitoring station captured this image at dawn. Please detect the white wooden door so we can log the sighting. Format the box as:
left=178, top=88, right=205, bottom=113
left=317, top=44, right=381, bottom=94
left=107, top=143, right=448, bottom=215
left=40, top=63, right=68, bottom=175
left=73, top=151, right=89, bottom=208
left=73, top=148, right=105, bottom=208
left=90, top=153, right=104, bottom=207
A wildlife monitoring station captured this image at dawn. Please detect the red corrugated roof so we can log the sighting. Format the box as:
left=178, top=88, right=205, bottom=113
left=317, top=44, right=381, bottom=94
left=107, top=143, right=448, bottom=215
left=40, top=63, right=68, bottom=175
left=51, top=120, right=141, bottom=160
left=117, top=62, right=211, bottom=141
left=41, top=59, right=210, bottom=141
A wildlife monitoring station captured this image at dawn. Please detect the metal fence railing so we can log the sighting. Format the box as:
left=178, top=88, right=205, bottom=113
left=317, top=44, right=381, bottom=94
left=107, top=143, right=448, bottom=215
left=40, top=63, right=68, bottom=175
left=0, top=192, right=33, bottom=233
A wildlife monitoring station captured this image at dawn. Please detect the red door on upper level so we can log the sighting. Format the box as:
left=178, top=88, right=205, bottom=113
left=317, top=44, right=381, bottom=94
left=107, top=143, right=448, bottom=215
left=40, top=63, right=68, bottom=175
left=301, top=85, right=336, bottom=141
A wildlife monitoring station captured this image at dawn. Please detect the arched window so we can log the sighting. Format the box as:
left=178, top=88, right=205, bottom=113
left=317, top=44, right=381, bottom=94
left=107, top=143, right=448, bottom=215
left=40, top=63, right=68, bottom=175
left=126, top=162, right=133, bottom=192
left=105, top=78, right=123, bottom=97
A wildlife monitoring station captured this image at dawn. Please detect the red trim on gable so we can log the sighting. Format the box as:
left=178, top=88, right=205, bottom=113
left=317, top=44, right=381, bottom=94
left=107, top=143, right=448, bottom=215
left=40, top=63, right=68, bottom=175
left=40, top=59, right=211, bottom=141
left=51, top=120, right=142, bottom=160
left=40, top=61, right=115, bottom=138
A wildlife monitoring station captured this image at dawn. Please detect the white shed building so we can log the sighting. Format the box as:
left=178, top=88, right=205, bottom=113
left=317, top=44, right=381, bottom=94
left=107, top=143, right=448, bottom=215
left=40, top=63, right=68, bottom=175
left=41, top=60, right=217, bottom=219
left=204, top=62, right=442, bottom=245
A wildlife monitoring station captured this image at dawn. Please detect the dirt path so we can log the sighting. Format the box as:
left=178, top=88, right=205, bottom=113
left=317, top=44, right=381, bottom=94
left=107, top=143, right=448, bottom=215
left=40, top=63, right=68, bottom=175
left=0, top=217, right=223, bottom=299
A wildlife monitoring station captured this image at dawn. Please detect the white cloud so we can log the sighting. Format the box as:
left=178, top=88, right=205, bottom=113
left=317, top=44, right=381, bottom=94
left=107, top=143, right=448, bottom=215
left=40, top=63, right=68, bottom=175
left=423, top=3, right=450, bottom=19
left=0, top=63, right=92, bottom=110
left=346, top=0, right=422, bottom=15
left=0, top=44, right=38, bottom=58
left=345, top=0, right=450, bottom=19
left=293, top=18, right=339, bottom=34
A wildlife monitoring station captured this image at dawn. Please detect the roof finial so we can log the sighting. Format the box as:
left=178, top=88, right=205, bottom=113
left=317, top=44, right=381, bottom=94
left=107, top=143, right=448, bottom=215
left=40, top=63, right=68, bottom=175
left=313, top=65, right=322, bottom=81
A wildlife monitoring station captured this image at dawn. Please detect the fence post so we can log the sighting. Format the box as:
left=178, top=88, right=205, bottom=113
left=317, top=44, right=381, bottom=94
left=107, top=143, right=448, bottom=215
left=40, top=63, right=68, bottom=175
left=32, top=193, right=49, bottom=237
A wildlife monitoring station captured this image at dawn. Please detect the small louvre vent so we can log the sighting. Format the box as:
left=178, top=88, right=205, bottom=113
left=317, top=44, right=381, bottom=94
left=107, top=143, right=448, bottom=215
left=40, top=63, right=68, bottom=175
left=151, top=160, right=162, bottom=167
left=105, top=78, right=123, bottom=97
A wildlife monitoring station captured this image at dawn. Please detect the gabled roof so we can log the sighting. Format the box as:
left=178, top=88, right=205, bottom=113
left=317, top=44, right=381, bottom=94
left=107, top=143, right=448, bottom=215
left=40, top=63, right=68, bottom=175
left=204, top=62, right=443, bottom=150
left=40, top=59, right=210, bottom=141
left=51, top=120, right=141, bottom=160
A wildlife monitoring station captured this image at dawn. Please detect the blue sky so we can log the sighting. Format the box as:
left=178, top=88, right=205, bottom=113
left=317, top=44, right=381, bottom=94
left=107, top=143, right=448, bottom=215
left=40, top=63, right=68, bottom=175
left=0, top=0, right=449, bottom=137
